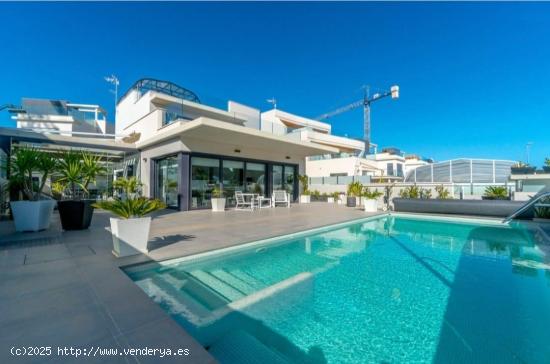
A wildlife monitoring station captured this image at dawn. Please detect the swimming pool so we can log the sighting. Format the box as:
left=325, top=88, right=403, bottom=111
left=125, top=214, right=550, bottom=363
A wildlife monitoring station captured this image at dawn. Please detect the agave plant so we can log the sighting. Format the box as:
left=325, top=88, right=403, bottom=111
left=93, top=198, right=165, bottom=219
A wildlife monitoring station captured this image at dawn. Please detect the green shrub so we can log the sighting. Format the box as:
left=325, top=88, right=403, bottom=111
left=435, top=185, right=450, bottom=199
left=400, top=185, right=421, bottom=199
left=484, top=186, right=508, bottom=199
left=347, top=181, right=363, bottom=197
left=362, top=187, right=383, bottom=200
left=211, top=185, right=224, bottom=198
left=400, top=184, right=431, bottom=199
left=535, top=206, right=550, bottom=219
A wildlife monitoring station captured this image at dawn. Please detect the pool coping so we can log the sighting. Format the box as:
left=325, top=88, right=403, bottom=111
left=124, top=211, right=535, bottom=274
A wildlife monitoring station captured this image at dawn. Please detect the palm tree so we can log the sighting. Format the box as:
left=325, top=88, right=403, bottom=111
left=9, top=147, right=58, bottom=200
left=81, top=152, right=107, bottom=193
left=57, top=151, right=86, bottom=199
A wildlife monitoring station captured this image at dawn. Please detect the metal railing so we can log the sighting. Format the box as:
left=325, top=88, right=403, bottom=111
left=503, top=189, right=550, bottom=223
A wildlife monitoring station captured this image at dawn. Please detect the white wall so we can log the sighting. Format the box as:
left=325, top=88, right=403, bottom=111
left=228, top=101, right=260, bottom=130
left=116, top=90, right=153, bottom=135
left=306, top=157, right=358, bottom=177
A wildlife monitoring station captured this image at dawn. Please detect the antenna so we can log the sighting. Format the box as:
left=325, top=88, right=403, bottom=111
left=266, top=97, right=277, bottom=110
left=104, top=75, right=120, bottom=115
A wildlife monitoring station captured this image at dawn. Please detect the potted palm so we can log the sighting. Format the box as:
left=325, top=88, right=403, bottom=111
left=113, top=177, right=142, bottom=200
left=93, top=197, right=165, bottom=257
left=298, top=175, right=311, bottom=203
left=56, top=151, right=106, bottom=230
left=327, top=191, right=339, bottom=203
left=362, top=187, right=383, bottom=212
left=9, top=148, right=57, bottom=232
left=211, top=184, right=226, bottom=212
left=346, top=181, right=363, bottom=207
left=511, top=161, right=535, bottom=175
left=543, top=158, right=550, bottom=173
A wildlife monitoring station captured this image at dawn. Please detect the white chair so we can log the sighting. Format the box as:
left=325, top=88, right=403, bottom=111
left=272, top=190, right=291, bottom=208
left=235, top=191, right=255, bottom=210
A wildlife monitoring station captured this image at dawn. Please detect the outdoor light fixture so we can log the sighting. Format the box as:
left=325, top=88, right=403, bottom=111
left=234, top=149, right=241, bottom=153
left=285, top=156, right=291, bottom=159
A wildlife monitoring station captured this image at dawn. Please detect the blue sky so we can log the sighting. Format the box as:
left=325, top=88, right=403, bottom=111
left=0, top=2, right=549, bottom=165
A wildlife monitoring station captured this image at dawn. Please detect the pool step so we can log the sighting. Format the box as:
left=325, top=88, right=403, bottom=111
left=209, top=330, right=290, bottom=364
left=189, top=270, right=247, bottom=302
left=209, top=269, right=259, bottom=295
left=147, top=273, right=227, bottom=313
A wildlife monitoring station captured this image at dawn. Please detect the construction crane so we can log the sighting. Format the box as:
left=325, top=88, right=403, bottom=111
left=315, top=85, right=399, bottom=154
left=0, top=104, right=23, bottom=112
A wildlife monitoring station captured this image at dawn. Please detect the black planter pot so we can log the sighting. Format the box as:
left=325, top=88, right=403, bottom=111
left=346, top=196, right=356, bottom=207
left=543, top=166, right=550, bottom=173
left=58, top=200, right=95, bottom=230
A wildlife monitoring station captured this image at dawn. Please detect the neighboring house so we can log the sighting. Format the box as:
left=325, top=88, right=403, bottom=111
left=9, top=98, right=111, bottom=137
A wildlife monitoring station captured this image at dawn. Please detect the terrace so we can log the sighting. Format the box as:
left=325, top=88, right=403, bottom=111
left=0, top=204, right=373, bottom=364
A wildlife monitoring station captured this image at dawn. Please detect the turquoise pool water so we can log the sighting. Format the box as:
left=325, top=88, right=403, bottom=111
left=125, top=215, right=550, bottom=363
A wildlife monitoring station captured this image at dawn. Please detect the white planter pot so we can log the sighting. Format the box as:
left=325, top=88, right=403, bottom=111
left=337, top=198, right=344, bottom=205
left=10, top=200, right=56, bottom=232
left=110, top=217, right=151, bottom=257
left=356, top=196, right=362, bottom=207
left=300, top=195, right=311, bottom=203
left=364, top=199, right=378, bottom=212
left=327, top=197, right=335, bottom=203
left=211, top=198, right=226, bottom=212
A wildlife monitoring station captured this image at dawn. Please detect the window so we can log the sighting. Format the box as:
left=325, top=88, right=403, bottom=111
left=387, top=163, right=394, bottom=176
left=396, top=163, right=403, bottom=177
left=245, top=163, right=266, bottom=196
left=222, top=160, right=244, bottom=206
left=157, top=156, right=179, bottom=208
left=191, top=157, right=219, bottom=208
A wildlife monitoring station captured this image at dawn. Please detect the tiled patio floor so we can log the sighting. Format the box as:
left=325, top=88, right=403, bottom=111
left=0, top=203, right=377, bottom=364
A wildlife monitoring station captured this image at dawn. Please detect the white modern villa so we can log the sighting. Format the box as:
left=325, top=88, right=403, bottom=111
left=1, top=77, right=527, bottom=210
left=2, top=78, right=382, bottom=210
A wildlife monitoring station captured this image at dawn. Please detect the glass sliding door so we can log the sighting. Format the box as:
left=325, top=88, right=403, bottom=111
left=284, top=165, right=296, bottom=199
left=272, top=165, right=284, bottom=192
left=191, top=157, right=220, bottom=209
left=272, top=164, right=296, bottom=201
left=156, top=156, right=179, bottom=208
left=222, top=160, right=244, bottom=206
left=245, top=163, right=266, bottom=196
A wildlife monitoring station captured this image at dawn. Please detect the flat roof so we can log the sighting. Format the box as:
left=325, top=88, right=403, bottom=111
left=0, top=127, right=136, bottom=153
